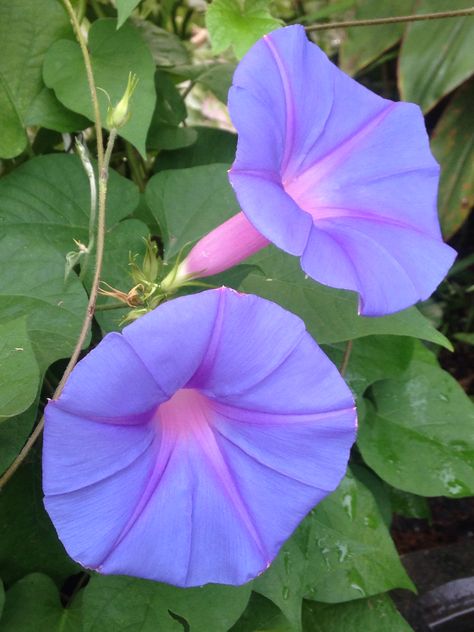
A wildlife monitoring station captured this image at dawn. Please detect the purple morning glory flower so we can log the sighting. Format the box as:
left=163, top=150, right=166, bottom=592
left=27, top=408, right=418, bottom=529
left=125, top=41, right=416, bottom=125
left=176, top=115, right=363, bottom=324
left=171, top=26, right=455, bottom=316
left=43, top=288, right=356, bottom=587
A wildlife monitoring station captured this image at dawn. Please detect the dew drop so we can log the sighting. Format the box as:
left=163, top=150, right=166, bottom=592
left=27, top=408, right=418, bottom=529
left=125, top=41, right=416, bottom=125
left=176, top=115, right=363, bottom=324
left=350, top=583, right=366, bottom=597
left=363, top=514, right=377, bottom=529
left=336, top=542, right=348, bottom=563
left=449, top=440, right=468, bottom=452
left=342, top=493, right=354, bottom=520
left=347, top=569, right=367, bottom=597
left=438, top=465, right=468, bottom=496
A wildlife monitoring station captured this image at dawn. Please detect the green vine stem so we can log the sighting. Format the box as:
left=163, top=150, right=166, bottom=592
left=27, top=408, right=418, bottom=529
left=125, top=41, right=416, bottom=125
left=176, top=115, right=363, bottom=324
left=0, top=130, right=118, bottom=491
left=0, top=1, right=116, bottom=491
left=62, top=0, right=104, bottom=169
left=75, top=138, right=97, bottom=281
left=306, top=7, right=474, bottom=31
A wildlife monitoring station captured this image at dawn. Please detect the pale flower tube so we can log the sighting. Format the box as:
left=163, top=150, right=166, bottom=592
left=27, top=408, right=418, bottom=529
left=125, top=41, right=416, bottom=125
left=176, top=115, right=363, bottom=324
left=163, top=212, right=270, bottom=291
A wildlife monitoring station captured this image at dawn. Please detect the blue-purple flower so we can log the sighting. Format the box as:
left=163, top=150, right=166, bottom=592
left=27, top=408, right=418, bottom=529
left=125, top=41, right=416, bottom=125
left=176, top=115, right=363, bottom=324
left=43, top=288, right=356, bottom=587
left=172, top=26, right=455, bottom=316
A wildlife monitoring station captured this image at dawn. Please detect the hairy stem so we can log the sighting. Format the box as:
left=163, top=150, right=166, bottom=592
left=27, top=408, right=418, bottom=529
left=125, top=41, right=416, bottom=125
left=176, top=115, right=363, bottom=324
left=0, top=5, right=118, bottom=490
left=62, top=0, right=104, bottom=168
left=306, top=7, right=474, bottom=31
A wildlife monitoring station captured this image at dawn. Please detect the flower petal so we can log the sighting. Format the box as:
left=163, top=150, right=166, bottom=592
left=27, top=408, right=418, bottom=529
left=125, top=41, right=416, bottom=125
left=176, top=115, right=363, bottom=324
left=54, top=332, right=168, bottom=421
left=291, top=103, right=441, bottom=235
left=189, top=289, right=307, bottom=395
left=206, top=329, right=354, bottom=414
left=43, top=407, right=155, bottom=494
left=213, top=405, right=356, bottom=492
left=302, top=218, right=456, bottom=315
left=98, top=434, right=268, bottom=586
left=44, top=436, right=158, bottom=569
left=229, top=25, right=338, bottom=180
left=123, top=289, right=220, bottom=395
left=228, top=170, right=311, bottom=255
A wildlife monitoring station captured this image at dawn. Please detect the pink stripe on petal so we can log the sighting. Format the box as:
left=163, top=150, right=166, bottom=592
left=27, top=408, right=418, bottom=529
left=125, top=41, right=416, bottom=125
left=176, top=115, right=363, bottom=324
left=145, top=389, right=269, bottom=561
left=263, top=33, right=295, bottom=175
left=211, top=400, right=356, bottom=426
left=284, top=103, right=397, bottom=212
left=188, top=402, right=268, bottom=560
left=96, top=428, right=176, bottom=569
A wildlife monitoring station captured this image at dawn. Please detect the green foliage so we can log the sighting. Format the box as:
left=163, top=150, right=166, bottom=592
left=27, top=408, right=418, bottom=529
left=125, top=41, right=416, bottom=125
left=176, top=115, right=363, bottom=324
left=431, top=80, right=474, bottom=239
left=44, top=19, right=156, bottom=156
left=302, top=594, right=413, bottom=631
left=0, top=0, right=74, bottom=158
left=116, top=0, right=142, bottom=28
left=134, top=21, right=190, bottom=67
left=26, top=87, right=89, bottom=134
left=147, top=71, right=197, bottom=150
left=0, top=154, right=139, bottom=253
left=240, top=248, right=452, bottom=347
left=254, top=472, right=413, bottom=630
left=195, top=63, right=237, bottom=103
left=0, top=457, right=79, bottom=585
left=146, top=164, right=240, bottom=259
left=206, top=0, right=282, bottom=58
left=324, top=335, right=415, bottom=397
left=0, top=573, right=82, bottom=632
left=0, top=318, right=39, bottom=420
left=88, top=219, right=150, bottom=333
left=169, top=62, right=237, bottom=103
left=399, top=0, right=474, bottom=112
left=82, top=575, right=251, bottom=631
left=299, top=0, right=355, bottom=25
left=339, top=0, right=414, bottom=76
left=0, top=405, right=37, bottom=476
left=0, top=232, right=88, bottom=369
left=154, top=127, right=237, bottom=171
left=388, top=488, right=431, bottom=520
left=229, top=593, right=292, bottom=631
left=358, top=350, right=474, bottom=497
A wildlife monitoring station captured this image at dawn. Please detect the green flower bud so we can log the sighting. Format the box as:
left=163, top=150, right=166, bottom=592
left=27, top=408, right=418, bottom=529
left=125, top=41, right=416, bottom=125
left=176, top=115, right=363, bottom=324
left=106, top=72, right=139, bottom=129
left=142, top=237, right=160, bottom=282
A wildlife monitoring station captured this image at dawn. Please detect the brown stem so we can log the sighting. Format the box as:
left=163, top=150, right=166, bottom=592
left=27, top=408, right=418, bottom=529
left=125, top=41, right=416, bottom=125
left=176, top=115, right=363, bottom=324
left=305, top=7, right=474, bottom=32
left=340, top=340, right=353, bottom=377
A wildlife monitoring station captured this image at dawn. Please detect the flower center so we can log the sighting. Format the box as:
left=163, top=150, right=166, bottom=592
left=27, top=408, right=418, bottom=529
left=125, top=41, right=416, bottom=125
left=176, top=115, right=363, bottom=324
left=156, top=388, right=213, bottom=437
left=283, top=168, right=331, bottom=221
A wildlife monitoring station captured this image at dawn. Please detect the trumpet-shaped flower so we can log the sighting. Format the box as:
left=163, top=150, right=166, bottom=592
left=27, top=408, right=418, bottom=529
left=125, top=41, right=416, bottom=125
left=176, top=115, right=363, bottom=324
left=43, top=288, right=356, bottom=587
left=173, top=26, right=455, bottom=316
